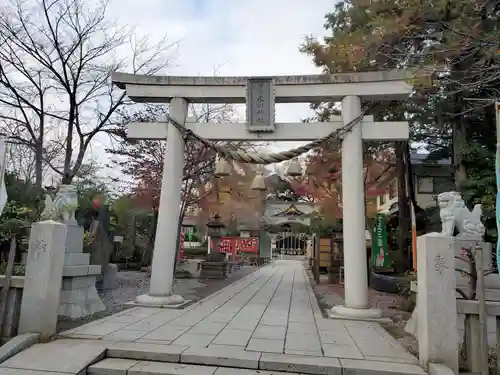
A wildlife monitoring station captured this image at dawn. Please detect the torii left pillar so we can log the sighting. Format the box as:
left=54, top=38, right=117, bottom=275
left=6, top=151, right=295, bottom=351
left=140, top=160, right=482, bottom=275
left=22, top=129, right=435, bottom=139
left=135, top=97, right=188, bottom=306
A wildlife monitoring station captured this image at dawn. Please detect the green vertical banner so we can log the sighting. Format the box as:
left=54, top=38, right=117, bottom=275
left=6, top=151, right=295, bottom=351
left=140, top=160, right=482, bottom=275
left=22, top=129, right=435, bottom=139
left=372, top=213, right=388, bottom=268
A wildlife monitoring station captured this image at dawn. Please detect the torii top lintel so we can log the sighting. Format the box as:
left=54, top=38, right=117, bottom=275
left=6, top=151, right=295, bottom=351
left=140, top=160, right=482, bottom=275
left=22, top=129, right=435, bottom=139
left=111, top=69, right=414, bottom=104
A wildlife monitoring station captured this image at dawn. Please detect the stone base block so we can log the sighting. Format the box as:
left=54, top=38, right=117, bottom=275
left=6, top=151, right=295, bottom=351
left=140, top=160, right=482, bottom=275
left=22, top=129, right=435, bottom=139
left=199, top=261, right=227, bottom=279
left=328, top=305, right=391, bottom=323
left=200, top=273, right=228, bottom=279
left=61, top=274, right=96, bottom=290
left=63, top=264, right=101, bottom=277
left=96, top=263, right=118, bottom=291
left=126, top=294, right=190, bottom=309
left=58, top=275, right=105, bottom=319
left=64, top=253, right=90, bottom=266
left=65, top=224, right=84, bottom=254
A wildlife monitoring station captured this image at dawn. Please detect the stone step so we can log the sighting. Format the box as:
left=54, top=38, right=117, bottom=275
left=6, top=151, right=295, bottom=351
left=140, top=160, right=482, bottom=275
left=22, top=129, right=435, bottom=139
left=101, top=341, right=427, bottom=375
left=87, top=358, right=300, bottom=375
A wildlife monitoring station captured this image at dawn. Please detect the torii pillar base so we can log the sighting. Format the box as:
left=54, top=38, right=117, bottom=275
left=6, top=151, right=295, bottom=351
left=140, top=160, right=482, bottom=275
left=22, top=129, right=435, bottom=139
left=328, top=305, right=391, bottom=323
left=128, top=294, right=190, bottom=309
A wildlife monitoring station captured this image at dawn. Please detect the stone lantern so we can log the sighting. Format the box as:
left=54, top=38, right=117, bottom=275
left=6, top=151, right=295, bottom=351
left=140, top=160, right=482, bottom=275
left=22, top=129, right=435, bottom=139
left=206, top=213, right=225, bottom=253
left=201, top=214, right=228, bottom=278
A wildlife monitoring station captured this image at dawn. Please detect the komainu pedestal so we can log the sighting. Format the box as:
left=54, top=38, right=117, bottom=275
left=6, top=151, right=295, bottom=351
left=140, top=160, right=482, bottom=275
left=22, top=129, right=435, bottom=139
left=58, top=224, right=106, bottom=318
left=42, top=185, right=106, bottom=318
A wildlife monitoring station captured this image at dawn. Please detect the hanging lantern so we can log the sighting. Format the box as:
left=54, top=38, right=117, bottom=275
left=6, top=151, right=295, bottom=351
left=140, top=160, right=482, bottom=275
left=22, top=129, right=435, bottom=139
left=214, top=156, right=231, bottom=177
left=286, top=158, right=302, bottom=177
left=251, top=173, right=266, bottom=191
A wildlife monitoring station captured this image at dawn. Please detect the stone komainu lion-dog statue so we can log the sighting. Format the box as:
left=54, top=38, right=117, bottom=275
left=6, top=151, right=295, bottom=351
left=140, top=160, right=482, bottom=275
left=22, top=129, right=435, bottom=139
left=437, top=191, right=485, bottom=239
left=40, top=184, right=78, bottom=223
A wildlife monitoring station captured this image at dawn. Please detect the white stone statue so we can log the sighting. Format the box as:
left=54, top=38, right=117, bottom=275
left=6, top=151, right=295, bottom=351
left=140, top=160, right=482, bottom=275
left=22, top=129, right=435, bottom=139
left=437, top=191, right=485, bottom=239
left=40, top=184, right=78, bottom=224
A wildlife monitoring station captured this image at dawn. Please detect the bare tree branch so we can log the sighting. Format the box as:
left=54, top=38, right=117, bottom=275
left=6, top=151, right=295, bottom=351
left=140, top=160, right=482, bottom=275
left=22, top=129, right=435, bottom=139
left=0, top=0, right=178, bottom=186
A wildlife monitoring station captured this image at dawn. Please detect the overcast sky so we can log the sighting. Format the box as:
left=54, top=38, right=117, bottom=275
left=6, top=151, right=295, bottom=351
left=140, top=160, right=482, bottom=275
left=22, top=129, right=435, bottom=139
left=94, top=0, right=334, bottom=172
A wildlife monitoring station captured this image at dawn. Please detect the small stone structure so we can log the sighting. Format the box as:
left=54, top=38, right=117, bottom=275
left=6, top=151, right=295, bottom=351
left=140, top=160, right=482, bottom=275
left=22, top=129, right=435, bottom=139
left=42, top=185, right=105, bottom=318
left=100, top=263, right=118, bottom=290
left=199, top=253, right=227, bottom=279
left=59, top=223, right=105, bottom=318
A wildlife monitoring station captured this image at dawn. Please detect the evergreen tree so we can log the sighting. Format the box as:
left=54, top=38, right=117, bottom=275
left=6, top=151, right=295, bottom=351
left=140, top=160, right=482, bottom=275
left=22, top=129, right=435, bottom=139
left=301, top=0, right=500, bottom=241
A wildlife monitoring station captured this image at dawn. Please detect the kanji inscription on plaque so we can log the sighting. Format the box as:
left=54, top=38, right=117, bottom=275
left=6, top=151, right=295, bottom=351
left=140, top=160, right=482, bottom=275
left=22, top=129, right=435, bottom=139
left=246, top=77, right=275, bottom=132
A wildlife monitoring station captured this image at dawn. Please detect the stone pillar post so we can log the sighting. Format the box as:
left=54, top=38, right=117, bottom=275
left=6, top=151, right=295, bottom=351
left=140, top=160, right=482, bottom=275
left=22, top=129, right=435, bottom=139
left=417, top=233, right=459, bottom=374
left=329, top=95, right=382, bottom=320
left=136, top=97, right=188, bottom=306
left=18, top=221, right=67, bottom=340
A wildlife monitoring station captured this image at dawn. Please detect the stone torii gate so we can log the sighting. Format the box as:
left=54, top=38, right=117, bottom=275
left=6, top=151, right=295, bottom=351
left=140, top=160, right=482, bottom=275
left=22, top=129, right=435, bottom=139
left=112, top=70, right=412, bottom=320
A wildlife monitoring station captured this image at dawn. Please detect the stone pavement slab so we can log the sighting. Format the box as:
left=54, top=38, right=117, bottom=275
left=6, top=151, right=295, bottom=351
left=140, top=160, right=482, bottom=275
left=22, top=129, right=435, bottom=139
left=0, top=370, right=74, bottom=375
left=0, top=339, right=107, bottom=374
left=181, top=346, right=261, bottom=369
left=260, top=352, right=342, bottom=374
left=88, top=358, right=300, bottom=375
left=107, top=341, right=188, bottom=362
left=128, top=361, right=218, bottom=375
left=340, top=359, right=426, bottom=375
left=87, top=358, right=139, bottom=375
left=6, top=260, right=424, bottom=375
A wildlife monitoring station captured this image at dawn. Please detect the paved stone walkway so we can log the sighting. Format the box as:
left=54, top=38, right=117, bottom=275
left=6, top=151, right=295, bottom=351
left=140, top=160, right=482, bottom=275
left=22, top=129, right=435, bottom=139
left=0, top=260, right=425, bottom=374
left=57, top=265, right=258, bottom=332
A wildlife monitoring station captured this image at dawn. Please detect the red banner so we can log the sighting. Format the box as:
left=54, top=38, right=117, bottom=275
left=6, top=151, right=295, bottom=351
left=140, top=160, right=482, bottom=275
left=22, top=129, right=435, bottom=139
left=178, top=233, right=185, bottom=260
left=210, top=237, right=259, bottom=255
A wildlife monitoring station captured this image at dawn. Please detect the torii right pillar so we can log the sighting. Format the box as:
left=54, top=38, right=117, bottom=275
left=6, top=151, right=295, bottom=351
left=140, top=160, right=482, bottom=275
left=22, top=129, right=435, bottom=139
left=329, top=95, right=384, bottom=321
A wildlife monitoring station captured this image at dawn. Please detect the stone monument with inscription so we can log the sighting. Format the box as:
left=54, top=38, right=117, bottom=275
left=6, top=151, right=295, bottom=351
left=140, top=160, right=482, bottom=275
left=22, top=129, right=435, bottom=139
left=415, top=233, right=459, bottom=373
left=42, top=185, right=105, bottom=318
left=18, top=221, right=67, bottom=339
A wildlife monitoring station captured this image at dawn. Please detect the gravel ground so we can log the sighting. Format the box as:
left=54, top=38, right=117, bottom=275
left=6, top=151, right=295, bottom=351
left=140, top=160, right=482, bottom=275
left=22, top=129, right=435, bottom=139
left=57, top=265, right=258, bottom=333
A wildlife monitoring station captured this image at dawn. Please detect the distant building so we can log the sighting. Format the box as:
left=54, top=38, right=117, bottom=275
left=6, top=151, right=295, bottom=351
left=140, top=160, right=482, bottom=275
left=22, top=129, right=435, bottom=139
left=181, top=216, right=198, bottom=238
left=376, top=153, right=454, bottom=214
